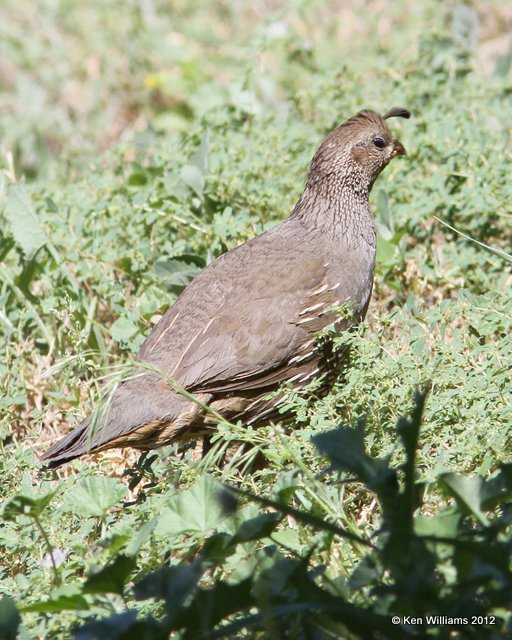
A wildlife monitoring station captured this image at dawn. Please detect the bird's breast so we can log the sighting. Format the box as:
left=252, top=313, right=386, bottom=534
left=323, top=234, right=376, bottom=320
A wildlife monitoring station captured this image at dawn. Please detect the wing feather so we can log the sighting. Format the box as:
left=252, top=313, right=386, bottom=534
left=136, top=226, right=345, bottom=396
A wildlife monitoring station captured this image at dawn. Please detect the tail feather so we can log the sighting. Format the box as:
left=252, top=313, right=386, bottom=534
left=40, top=415, right=96, bottom=468
left=40, top=375, right=211, bottom=468
left=41, top=376, right=159, bottom=468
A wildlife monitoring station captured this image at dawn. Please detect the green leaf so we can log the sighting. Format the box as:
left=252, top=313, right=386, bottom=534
left=312, top=424, right=396, bottom=497
left=414, top=511, right=461, bottom=538
left=125, top=517, right=158, bottom=556
left=174, top=578, right=253, bottom=636
left=5, top=184, right=48, bottom=256
left=84, top=554, right=137, bottom=595
left=227, top=485, right=369, bottom=545
left=191, top=129, right=209, bottom=176
left=376, top=236, right=396, bottom=265
left=22, top=593, right=89, bottom=613
left=440, top=473, right=489, bottom=525
left=134, top=560, right=205, bottom=624
left=199, top=532, right=235, bottom=564
left=45, top=196, right=59, bottom=213
left=62, top=477, right=127, bottom=518
left=349, top=554, right=381, bottom=590
left=272, top=528, right=302, bottom=552
left=273, top=470, right=299, bottom=504
left=0, top=597, right=20, bottom=640
left=154, top=255, right=203, bottom=290
left=110, top=316, right=140, bottom=342
left=232, top=512, right=282, bottom=544
left=480, top=464, right=512, bottom=510
left=155, top=475, right=223, bottom=537
left=2, top=492, right=55, bottom=521
left=74, top=611, right=142, bottom=640
left=0, top=235, right=15, bottom=262
left=375, top=189, right=394, bottom=240
left=180, top=165, right=204, bottom=197
left=127, top=172, right=148, bottom=186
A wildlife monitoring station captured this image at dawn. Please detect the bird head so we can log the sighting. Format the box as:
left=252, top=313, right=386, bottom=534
left=307, top=107, right=410, bottom=194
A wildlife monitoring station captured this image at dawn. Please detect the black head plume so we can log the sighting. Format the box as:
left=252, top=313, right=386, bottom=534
left=383, top=107, right=410, bottom=120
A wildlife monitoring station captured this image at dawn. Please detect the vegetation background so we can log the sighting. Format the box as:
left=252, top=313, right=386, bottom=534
left=0, top=1, right=511, bottom=638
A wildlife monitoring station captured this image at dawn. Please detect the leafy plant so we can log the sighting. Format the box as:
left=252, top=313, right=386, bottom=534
left=5, top=390, right=508, bottom=639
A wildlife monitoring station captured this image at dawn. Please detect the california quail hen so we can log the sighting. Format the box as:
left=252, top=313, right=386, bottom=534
left=42, top=107, right=409, bottom=467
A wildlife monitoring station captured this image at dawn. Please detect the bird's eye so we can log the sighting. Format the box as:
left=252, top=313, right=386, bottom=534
left=373, top=137, right=386, bottom=149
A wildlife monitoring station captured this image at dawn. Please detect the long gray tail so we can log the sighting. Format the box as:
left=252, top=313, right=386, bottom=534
left=40, top=415, right=96, bottom=468
left=40, top=374, right=208, bottom=468
left=41, top=376, right=153, bottom=468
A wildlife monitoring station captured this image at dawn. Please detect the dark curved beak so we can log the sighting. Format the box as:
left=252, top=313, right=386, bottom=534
left=391, top=140, right=406, bottom=157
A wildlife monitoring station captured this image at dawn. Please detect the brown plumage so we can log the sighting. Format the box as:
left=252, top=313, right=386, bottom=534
left=42, top=107, right=409, bottom=467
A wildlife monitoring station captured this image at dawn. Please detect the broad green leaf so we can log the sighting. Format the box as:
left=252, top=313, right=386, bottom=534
left=155, top=475, right=223, bottom=537
left=414, top=511, right=460, bottom=538
left=62, top=477, right=127, bottom=518
left=200, top=532, right=235, bottom=564
left=271, top=528, right=302, bottom=552
left=440, top=473, right=489, bottom=525
left=0, top=597, right=20, bottom=640
left=84, top=554, right=137, bottom=595
left=5, top=184, right=48, bottom=256
left=110, top=316, right=139, bottom=342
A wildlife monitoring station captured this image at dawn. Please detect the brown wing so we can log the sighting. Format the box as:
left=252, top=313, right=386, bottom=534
left=137, top=225, right=347, bottom=396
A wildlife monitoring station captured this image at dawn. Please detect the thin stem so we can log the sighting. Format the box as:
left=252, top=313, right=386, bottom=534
left=34, top=516, right=61, bottom=586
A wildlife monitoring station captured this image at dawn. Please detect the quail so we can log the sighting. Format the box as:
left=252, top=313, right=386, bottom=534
left=42, top=107, right=409, bottom=467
